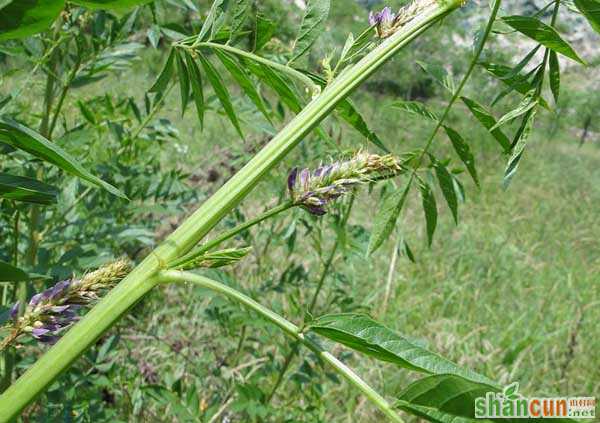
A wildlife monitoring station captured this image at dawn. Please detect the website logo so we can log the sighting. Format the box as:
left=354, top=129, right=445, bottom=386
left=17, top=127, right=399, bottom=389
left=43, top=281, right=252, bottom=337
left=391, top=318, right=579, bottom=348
left=474, top=382, right=596, bottom=419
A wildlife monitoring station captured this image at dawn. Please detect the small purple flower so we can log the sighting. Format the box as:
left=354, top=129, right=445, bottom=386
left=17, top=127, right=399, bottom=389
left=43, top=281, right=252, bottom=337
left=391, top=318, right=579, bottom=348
left=369, top=6, right=395, bottom=26
left=9, top=302, right=19, bottom=320
left=368, top=6, right=397, bottom=38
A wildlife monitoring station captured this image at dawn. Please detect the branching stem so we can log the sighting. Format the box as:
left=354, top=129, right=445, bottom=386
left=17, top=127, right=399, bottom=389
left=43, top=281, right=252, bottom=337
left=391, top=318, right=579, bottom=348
left=155, top=270, right=404, bottom=423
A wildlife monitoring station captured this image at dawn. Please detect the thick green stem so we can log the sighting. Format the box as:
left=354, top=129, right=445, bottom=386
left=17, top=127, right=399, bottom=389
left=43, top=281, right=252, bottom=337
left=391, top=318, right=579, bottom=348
left=0, top=2, right=462, bottom=418
left=169, top=200, right=294, bottom=268
left=156, top=271, right=404, bottom=423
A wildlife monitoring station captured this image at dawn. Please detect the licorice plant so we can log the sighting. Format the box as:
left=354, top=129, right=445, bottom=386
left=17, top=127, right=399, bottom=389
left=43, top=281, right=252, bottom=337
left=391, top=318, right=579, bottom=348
left=0, top=0, right=597, bottom=420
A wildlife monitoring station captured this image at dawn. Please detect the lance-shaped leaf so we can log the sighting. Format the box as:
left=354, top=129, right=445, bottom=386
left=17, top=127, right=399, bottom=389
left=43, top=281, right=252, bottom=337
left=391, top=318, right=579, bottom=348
left=504, top=108, right=537, bottom=188
left=397, top=374, right=575, bottom=423
left=391, top=101, right=438, bottom=122
left=0, top=173, right=58, bottom=205
left=177, top=247, right=252, bottom=270
left=254, top=13, right=276, bottom=52
left=396, top=400, right=476, bottom=423
left=149, top=49, right=175, bottom=94
left=0, top=260, right=30, bottom=282
left=501, top=16, right=585, bottom=64
left=290, top=0, right=331, bottom=63
left=575, top=0, right=600, bottom=34
left=175, top=50, right=190, bottom=116
left=443, top=126, right=478, bottom=186
left=336, top=98, right=388, bottom=152
left=0, top=118, right=126, bottom=198
left=198, top=0, right=225, bottom=41
left=416, top=61, right=455, bottom=94
left=214, top=49, right=271, bottom=123
left=367, top=182, right=411, bottom=256
left=479, top=62, right=549, bottom=109
left=490, top=93, right=538, bottom=131
left=228, top=0, right=252, bottom=40
left=197, top=53, right=244, bottom=138
left=0, top=0, right=64, bottom=41
left=433, top=161, right=458, bottom=224
left=244, top=59, right=302, bottom=113
left=309, top=314, right=495, bottom=385
left=460, top=97, right=510, bottom=153
left=420, top=180, right=437, bottom=247
left=397, top=375, right=497, bottom=420
left=549, top=50, right=560, bottom=103
left=184, top=53, right=205, bottom=128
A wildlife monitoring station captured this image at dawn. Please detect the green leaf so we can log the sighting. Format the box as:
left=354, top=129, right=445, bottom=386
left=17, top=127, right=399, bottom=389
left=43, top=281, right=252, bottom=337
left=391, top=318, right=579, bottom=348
left=397, top=375, right=497, bottom=420
left=228, top=0, right=251, bottom=40
left=0, top=118, right=126, bottom=198
left=253, top=13, right=276, bottom=52
left=396, top=400, right=476, bottom=423
left=184, top=53, right=205, bottom=129
left=290, top=0, right=331, bottom=63
left=70, top=0, right=153, bottom=10
left=214, top=49, right=271, bottom=124
left=548, top=50, right=560, bottom=103
left=501, top=16, right=585, bottom=64
left=460, top=97, right=511, bottom=153
left=434, top=161, right=458, bottom=224
left=175, top=50, right=190, bottom=116
left=0, top=259, right=29, bottom=282
left=244, top=59, right=302, bottom=113
left=420, top=181, right=437, bottom=247
left=179, top=247, right=252, bottom=270
left=416, top=61, right=455, bottom=94
left=443, top=126, right=479, bottom=186
left=197, top=53, right=244, bottom=138
left=309, top=314, right=494, bottom=385
left=575, top=0, right=600, bottom=34
left=149, top=49, right=175, bottom=94
left=391, top=100, right=438, bottom=122
left=367, top=182, right=411, bottom=256
left=0, top=0, right=64, bottom=41
left=198, top=0, right=225, bottom=41
left=479, top=62, right=549, bottom=109
left=503, top=108, right=537, bottom=188
left=0, top=173, right=58, bottom=205
left=490, top=93, right=538, bottom=131
left=336, top=98, right=388, bottom=152
left=398, top=375, right=574, bottom=423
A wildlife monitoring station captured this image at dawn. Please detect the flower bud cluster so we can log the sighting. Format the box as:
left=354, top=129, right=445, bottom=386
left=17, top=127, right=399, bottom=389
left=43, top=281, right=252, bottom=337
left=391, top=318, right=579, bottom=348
left=2, top=259, right=130, bottom=347
left=369, top=0, right=439, bottom=38
left=288, top=152, right=404, bottom=215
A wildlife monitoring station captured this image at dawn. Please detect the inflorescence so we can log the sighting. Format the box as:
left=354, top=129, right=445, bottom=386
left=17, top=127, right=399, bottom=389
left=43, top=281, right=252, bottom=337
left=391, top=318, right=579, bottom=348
left=288, top=152, right=405, bottom=215
left=369, top=0, right=438, bottom=38
left=1, top=259, right=130, bottom=350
